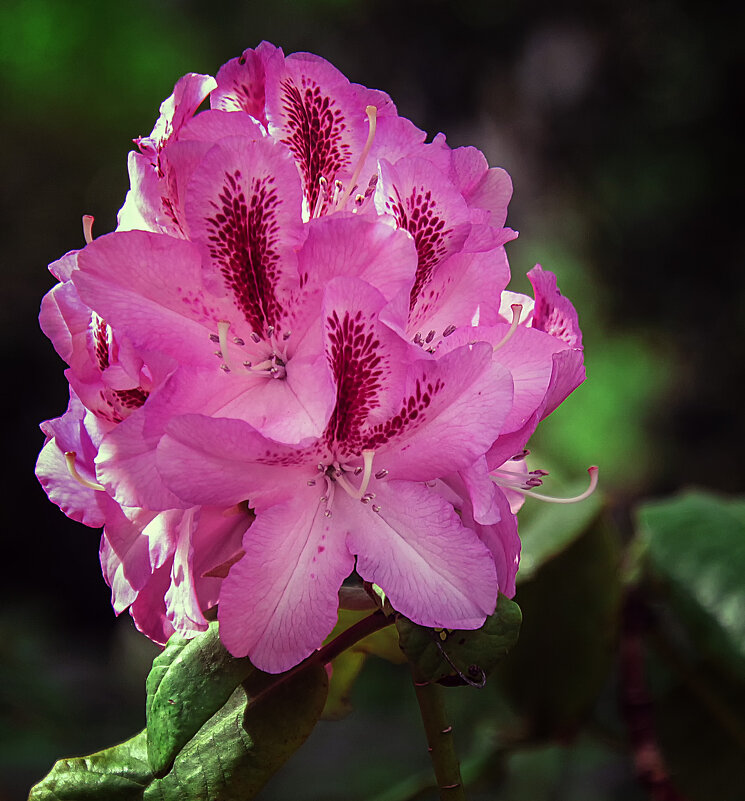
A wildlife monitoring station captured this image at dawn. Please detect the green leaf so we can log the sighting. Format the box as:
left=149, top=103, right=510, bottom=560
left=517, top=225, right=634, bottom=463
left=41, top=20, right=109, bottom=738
left=637, top=490, right=745, bottom=681
left=144, top=663, right=329, bottom=800
left=145, top=622, right=255, bottom=777
left=30, top=663, right=328, bottom=801
left=496, top=518, right=621, bottom=735
left=395, top=594, right=522, bottom=684
left=28, top=730, right=151, bottom=801
left=516, top=477, right=603, bottom=584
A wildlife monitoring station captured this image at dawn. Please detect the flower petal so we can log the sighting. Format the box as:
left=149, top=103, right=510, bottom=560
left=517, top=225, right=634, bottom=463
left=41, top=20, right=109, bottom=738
left=219, top=484, right=355, bottom=672
left=342, top=481, right=497, bottom=628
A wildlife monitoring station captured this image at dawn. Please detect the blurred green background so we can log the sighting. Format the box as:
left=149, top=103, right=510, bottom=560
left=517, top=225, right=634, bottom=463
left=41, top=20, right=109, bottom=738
left=1, top=0, right=743, bottom=799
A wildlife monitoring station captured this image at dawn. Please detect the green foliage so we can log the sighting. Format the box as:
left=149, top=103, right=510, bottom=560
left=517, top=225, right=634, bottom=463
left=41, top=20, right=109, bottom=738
left=322, top=609, right=406, bottom=720
left=396, top=595, right=522, bottom=684
left=516, top=476, right=603, bottom=584
left=28, top=731, right=151, bottom=801
left=637, top=490, right=745, bottom=681
left=497, top=519, right=621, bottom=736
left=146, top=622, right=255, bottom=776
left=29, top=627, right=329, bottom=801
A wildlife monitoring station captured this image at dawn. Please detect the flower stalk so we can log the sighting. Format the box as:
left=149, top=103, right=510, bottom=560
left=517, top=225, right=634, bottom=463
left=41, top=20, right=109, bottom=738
left=411, top=671, right=466, bottom=801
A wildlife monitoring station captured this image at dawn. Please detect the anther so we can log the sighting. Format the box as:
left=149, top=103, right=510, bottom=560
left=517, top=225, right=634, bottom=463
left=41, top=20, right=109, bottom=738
left=220, top=364, right=231, bottom=372
left=413, top=332, right=424, bottom=345
left=372, top=504, right=381, bottom=512
left=442, top=324, right=457, bottom=338
left=265, top=325, right=275, bottom=338
left=374, top=469, right=388, bottom=479
left=425, top=329, right=436, bottom=343
left=493, top=303, right=523, bottom=352
left=64, top=452, right=105, bottom=492
left=307, top=479, right=316, bottom=486
left=324, top=509, right=332, bottom=518
left=511, top=449, right=530, bottom=460
left=250, top=331, right=262, bottom=344
left=353, top=466, right=363, bottom=476
left=441, top=726, right=453, bottom=735
left=233, top=336, right=245, bottom=345
left=82, top=214, right=95, bottom=244
left=209, top=333, right=220, bottom=343
left=283, top=330, right=292, bottom=340
left=243, top=361, right=252, bottom=368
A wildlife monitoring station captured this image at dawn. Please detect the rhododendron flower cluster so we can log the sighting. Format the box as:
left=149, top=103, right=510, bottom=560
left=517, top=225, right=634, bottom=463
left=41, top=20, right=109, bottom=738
left=36, top=42, right=587, bottom=673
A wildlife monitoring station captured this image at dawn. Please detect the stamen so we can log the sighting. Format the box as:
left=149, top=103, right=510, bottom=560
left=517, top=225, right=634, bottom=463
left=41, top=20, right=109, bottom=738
left=250, top=331, right=262, bottom=344
left=336, top=105, right=378, bottom=210
left=493, top=304, right=523, bottom=352
left=312, top=176, right=328, bottom=219
left=358, top=450, right=375, bottom=497
left=334, top=450, right=376, bottom=501
left=64, top=452, right=105, bottom=492
left=217, top=321, right=239, bottom=372
left=374, top=468, right=389, bottom=480
left=442, top=324, right=457, bottom=338
left=425, top=330, right=436, bottom=344
left=502, top=466, right=599, bottom=504
left=82, top=215, right=95, bottom=244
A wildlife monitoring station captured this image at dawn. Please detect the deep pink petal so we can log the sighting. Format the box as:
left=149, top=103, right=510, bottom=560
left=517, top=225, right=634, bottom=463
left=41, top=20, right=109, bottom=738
left=375, top=157, right=472, bottom=312
left=342, top=481, right=497, bottom=628
left=211, top=41, right=280, bottom=126
left=264, top=50, right=375, bottom=215
left=528, top=264, right=583, bottom=347
left=219, top=484, right=355, bottom=672
left=184, top=136, right=305, bottom=332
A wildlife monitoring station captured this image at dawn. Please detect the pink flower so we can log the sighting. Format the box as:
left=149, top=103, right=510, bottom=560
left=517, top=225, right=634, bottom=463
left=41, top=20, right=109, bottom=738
left=37, top=42, right=588, bottom=673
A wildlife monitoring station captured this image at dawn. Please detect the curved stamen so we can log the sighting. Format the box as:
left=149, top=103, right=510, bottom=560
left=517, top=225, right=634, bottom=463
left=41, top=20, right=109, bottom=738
left=65, top=451, right=106, bottom=491
left=336, top=105, right=378, bottom=210
left=82, top=214, right=95, bottom=244
left=502, top=466, right=599, bottom=504
left=493, top=304, right=523, bottom=353
left=334, top=450, right=376, bottom=501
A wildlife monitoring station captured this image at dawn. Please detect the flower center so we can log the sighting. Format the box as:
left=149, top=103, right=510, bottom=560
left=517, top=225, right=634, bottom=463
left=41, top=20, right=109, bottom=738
left=211, top=320, right=289, bottom=379
left=313, top=450, right=385, bottom=517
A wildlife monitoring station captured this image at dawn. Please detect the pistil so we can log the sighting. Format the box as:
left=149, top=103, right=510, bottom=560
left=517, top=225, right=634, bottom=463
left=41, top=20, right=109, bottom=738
left=336, top=105, right=378, bottom=211
left=493, top=304, right=523, bottom=352
left=64, top=451, right=106, bottom=491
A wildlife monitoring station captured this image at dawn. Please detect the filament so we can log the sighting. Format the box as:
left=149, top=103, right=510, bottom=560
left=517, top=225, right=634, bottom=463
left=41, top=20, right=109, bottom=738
left=217, top=321, right=239, bottom=372
left=336, top=106, right=378, bottom=210
left=501, top=466, right=599, bottom=504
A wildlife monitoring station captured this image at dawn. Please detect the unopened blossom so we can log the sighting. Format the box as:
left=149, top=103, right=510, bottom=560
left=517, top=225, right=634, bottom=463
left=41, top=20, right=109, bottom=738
left=37, top=42, right=588, bottom=673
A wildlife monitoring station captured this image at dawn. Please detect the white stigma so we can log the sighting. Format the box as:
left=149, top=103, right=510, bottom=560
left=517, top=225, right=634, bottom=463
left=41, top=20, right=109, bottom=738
left=493, top=304, right=523, bottom=353
left=65, top=451, right=106, bottom=491
left=336, top=105, right=378, bottom=211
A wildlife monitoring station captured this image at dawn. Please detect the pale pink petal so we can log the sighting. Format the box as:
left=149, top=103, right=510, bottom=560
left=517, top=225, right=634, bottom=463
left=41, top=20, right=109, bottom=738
left=365, top=342, right=513, bottom=481
left=342, top=481, right=497, bottom=628
left=298, top=215, right=417, bottom=305
left=130, top=563, right=176, bottom=645
left=407, top=247, right=510, bottom=338
left=99, top=534, right=138, bottom=614
left=450, top=146, right=513, bottom=229
left=73, top=231, right=218, bottom=367
left=164, top=508, right=209, bottom=634
left=458, top=456, right=502, bottom=526
left=473, top=488, right=521, bottom=599
left=158, top=414, right=311, bottom=508
left=542, top=347, right=586, bottom=418
left=218, top=484, right=355, bottom=672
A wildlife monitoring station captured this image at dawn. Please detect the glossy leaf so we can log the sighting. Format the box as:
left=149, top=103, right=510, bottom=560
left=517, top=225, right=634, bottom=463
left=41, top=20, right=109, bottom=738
left=496, top=519, right=621, bottom=735
left=146, top=622, right=255, bottom=776
left=28, top=730, right=151, bottom=801
left=396, top=594, right=522, bottom=684
left=638, top=490, right=745, bottom=681
left=144, top=663, right=328, bottom=800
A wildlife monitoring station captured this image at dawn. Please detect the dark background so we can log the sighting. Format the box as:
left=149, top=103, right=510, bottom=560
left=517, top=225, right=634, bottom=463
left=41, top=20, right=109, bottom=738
left=1, top=0, right=742, bottom=798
